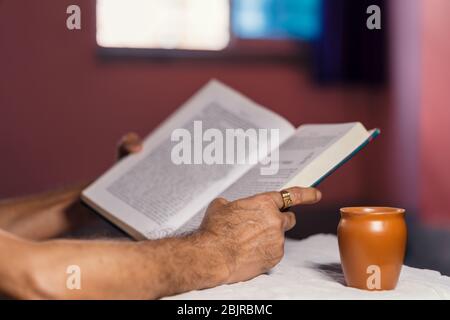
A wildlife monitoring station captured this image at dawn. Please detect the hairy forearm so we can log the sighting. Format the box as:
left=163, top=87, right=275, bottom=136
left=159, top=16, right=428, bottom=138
left=0, top=230, right=36, bottom=298
left=0, top=183, right=91, bottom=240
left=3, top=232, right=229, bottom=299
left=146, top=232, right=231, bottom=298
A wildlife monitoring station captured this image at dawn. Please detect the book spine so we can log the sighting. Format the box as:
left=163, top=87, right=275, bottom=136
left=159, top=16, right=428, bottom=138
left=311, top=129, right=381, bottom=187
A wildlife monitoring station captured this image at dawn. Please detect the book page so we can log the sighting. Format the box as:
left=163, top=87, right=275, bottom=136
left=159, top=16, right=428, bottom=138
left=177, top=123, right=367, bottom=234
left=82, top=80, right=294, bottom=239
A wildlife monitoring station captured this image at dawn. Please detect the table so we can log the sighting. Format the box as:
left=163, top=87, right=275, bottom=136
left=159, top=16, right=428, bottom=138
left=166, top=234, right=450, bottom=299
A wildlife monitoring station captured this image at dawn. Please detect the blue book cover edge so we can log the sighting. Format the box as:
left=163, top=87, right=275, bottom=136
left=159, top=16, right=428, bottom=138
left=311, top=128, right=381, bottom=188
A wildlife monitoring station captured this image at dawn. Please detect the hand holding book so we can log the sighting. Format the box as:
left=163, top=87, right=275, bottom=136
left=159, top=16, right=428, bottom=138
left=82, top=80, right=379, bottom=239
left=196, top=186, right=321, bottom=284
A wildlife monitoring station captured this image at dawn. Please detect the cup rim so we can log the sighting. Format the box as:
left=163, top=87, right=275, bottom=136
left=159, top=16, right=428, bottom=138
left=340, top=207, right=405, bottom=216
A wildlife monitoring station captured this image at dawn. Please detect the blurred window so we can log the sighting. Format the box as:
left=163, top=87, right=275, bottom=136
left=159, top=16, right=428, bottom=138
left=96, top=0, right=322, bottom=51
left=96, top=0, right=230, bottom=50
left=233, top=0, right=322, bottom=40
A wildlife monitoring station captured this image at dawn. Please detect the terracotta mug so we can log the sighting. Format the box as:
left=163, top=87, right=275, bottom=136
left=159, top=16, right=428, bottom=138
left=337, top=207, right=407, bottom=290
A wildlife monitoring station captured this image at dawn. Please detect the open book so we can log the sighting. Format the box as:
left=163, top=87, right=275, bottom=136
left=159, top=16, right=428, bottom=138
left=82, top=80, right=379, bottom=240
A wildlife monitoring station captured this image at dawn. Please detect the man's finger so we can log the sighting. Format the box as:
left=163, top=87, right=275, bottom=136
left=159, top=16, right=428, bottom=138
left=121, top=132, right=142, bottom=151
left=117, top=132, right=143, bottom=159
left=281, top=211, right=296, bottom=231
left=207, top=197, right=229, bottom=212
left=263, top=187, right=322, bottom=210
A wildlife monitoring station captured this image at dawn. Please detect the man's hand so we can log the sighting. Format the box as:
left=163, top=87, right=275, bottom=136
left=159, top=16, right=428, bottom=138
left=199, top=187, right=322, bottom=284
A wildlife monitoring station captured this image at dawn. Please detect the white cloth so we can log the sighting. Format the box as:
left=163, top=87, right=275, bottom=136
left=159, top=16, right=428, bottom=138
left=166, top=234, right=450, bottom=300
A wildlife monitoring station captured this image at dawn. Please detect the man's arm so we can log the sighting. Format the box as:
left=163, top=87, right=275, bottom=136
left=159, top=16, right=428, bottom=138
left=0, top=229, right=229, bottom=299
left=0, top=184, right=91, bottom=240
left=0, top=187, right=321, bottom=299
left=0, top=133, right=143, bottom=240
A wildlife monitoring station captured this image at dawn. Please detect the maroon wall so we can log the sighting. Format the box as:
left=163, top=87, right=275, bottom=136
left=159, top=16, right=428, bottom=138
left=387, top=0, right=421, bottom=212
left=0, top=0, right=388, bottom=208
left=421, top=0, right=450, bottom=225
